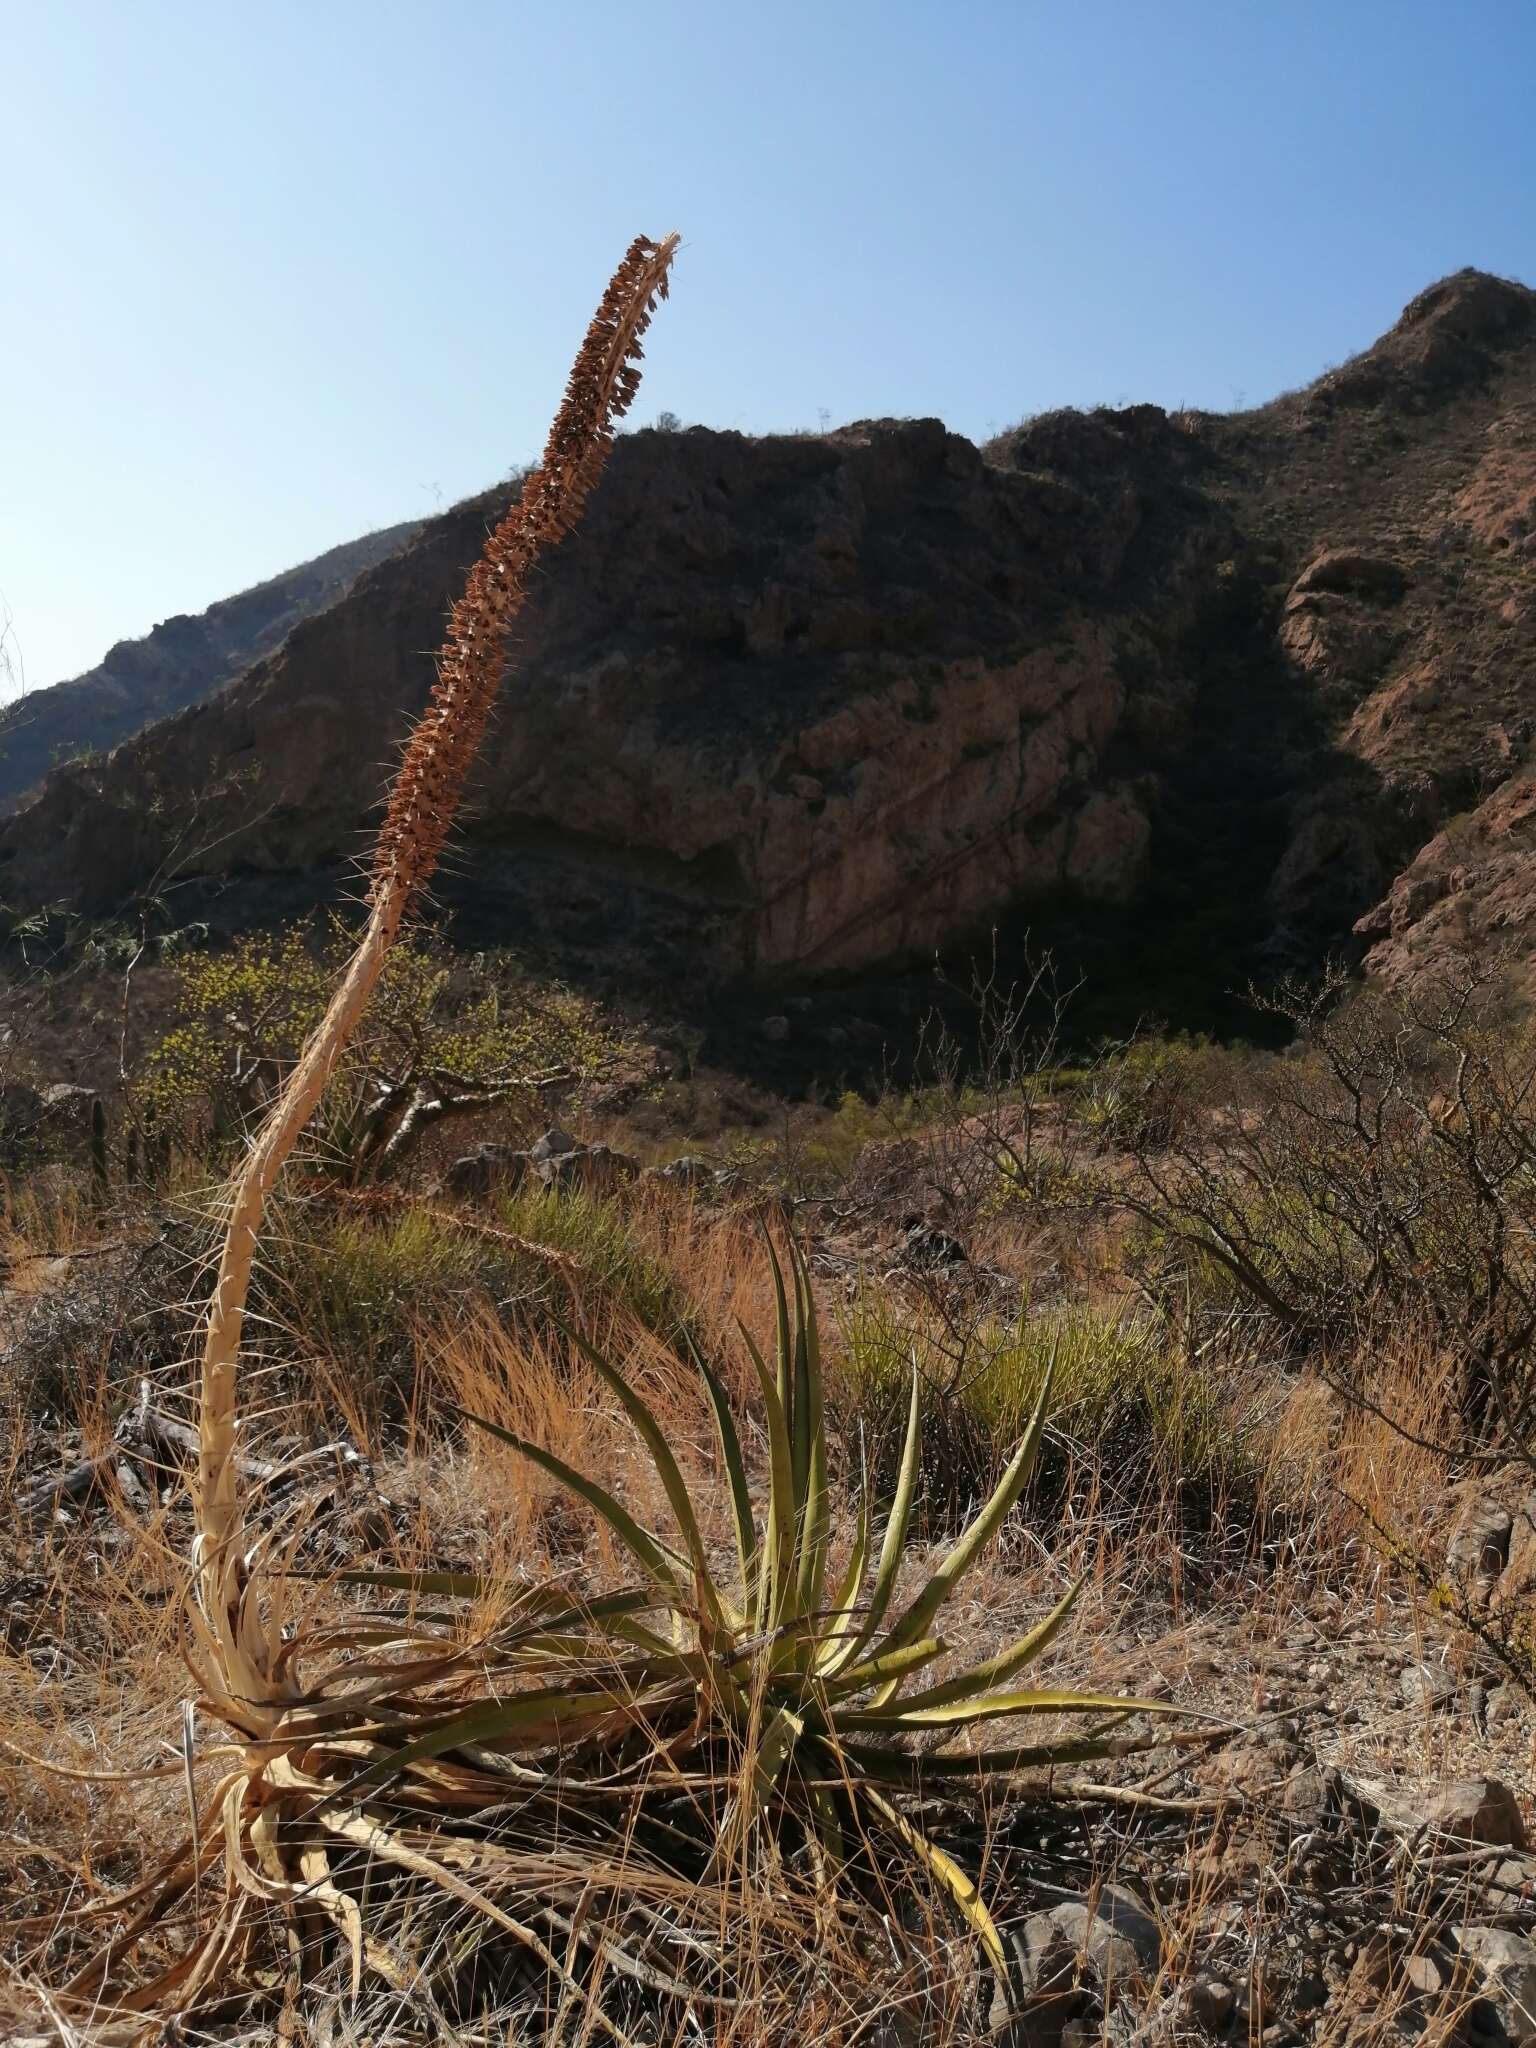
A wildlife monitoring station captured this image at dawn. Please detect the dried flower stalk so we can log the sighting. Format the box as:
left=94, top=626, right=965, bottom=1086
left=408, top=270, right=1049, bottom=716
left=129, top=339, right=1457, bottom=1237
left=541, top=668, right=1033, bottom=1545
left=193, top=234, right=679, bottom=1728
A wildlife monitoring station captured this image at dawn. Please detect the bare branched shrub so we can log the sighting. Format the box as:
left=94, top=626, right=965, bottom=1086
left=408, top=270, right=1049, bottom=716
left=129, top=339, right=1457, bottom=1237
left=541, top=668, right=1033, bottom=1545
left=1110, top=963, right=1536, bottom=1457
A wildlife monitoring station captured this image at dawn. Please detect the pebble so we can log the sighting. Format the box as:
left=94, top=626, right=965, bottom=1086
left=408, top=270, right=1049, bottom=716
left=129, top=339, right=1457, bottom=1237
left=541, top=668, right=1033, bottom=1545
left=1186, top=1972, right=1236, bottom=2027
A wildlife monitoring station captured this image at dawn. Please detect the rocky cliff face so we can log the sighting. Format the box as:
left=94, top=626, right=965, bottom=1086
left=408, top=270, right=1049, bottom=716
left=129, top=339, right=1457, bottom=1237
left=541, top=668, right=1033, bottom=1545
left=7, top=269, right=1536, bottom=1018
left=0, top=519, right=421, bottom=809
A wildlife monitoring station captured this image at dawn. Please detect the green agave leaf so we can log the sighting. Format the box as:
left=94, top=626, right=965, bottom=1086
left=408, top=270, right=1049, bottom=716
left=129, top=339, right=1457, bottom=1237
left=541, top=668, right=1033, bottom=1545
left=806, top=1773, right=847, bottom=1873
left=449, top=1404, right=687, bottom=1596
left=307, top=1567, right=495, bottom=1598
left=751, top=1701, right=806, bottom=1809
left=828, top=1362, right=921, bottom=1678
left=821, top=1635, right=947, bottom=1702
left=765, top=1236, right=797, bottom=1492
left=836, top=1722, right=1141, bottom=1780
left=839, top=1686, right=1178, bottom=1732
left=893, top=1573, right=1085, bottom=1711
left=813, top=1494, right=870, bottom=1676
left=869, top=1345, right=1057, bottom=1697
left=351, top=1679, right=677, bottom=1786
left=789, top=1241, right=830, bottom=1642
left=740, top=1319, right=797, bottom=1640
left=854, top=1782, right=1005, bottom=1975
left=690, top=1337, right=759, bottom=1610
left=321, top=1571, right=660, bottom=1642
left=564, top=1326, right=726, bottom=1629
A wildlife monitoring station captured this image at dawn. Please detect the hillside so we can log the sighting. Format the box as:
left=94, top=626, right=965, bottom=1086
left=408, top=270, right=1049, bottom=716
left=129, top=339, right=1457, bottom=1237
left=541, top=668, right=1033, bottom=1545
left=0, top=517, right=422, bottom=809
left=4, top=269, right=1536, bottom=1027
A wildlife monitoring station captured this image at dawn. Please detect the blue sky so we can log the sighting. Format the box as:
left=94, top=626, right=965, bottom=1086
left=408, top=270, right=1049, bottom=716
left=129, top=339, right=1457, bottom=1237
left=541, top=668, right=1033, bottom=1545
left=4, top=0, right=1534, bottom=695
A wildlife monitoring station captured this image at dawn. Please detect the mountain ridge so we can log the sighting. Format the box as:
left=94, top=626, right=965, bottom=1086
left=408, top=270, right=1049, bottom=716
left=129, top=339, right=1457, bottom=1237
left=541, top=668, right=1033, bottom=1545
left=5, top=268, right=1536, bottom=1028
left=0, top=518, right=423, bottom=809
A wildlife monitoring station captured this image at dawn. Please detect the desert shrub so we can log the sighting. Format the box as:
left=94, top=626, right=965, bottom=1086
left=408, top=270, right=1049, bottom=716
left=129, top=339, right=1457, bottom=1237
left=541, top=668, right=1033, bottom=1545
left=258, top=1184, right=692, bottom=1414
left=135, top=919, right=632, bottom=1178
left=1074, top=1034, right=1218, bottom=1148
left=1111, top=966, right=1536, bottom=1451
left=838, top=1284, right=1251, bottom=1522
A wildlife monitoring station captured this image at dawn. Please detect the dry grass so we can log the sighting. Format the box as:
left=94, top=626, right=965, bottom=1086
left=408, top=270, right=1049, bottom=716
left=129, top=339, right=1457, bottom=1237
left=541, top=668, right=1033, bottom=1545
left=5, top=1185, right=1532, bottom=2041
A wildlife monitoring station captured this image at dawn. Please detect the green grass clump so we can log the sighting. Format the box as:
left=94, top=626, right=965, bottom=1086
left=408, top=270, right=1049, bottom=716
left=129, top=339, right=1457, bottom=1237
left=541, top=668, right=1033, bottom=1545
left=840, top=1288, right=1254, bottom=1517
left=263, top=1187, right=691, bottom=1413
left=495, top=1185, right=688, bottom=1341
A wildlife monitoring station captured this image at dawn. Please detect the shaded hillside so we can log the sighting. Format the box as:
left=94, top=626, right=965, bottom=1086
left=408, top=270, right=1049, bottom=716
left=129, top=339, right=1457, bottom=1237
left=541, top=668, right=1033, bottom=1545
left=5, top=269, right=1536, bottom=1029
left=0, top=519, right=422, bottom=808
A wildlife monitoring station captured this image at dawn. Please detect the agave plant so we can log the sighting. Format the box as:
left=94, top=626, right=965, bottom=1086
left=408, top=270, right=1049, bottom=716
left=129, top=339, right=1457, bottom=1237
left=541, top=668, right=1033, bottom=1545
left=437, top=1238, right=1167, bottom=1973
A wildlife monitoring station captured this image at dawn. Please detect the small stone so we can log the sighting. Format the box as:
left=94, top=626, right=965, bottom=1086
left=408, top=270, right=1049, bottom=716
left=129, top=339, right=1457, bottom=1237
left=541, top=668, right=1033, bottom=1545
left=1488, top=1684, right=1524, bottom=1730
left=1186, top=1971, right=1236, bottom=2027
left=1047, top=1883, right=1160, bottom=1994
left=1399, top=1659, right=1457, bottom=1711
left=1453, top=1927, right=1536, bottom=2040
left=1282, top=1762, right=1342, bottom=1823
left=1403, top=1950, right=1444, bottom=1995
left=759, top=1014, right=790, bottom=1042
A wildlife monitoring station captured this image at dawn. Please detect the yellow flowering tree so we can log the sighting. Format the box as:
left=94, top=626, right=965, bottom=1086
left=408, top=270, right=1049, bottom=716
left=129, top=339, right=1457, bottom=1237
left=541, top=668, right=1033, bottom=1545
left=137, top=917, right=631, bottom=1177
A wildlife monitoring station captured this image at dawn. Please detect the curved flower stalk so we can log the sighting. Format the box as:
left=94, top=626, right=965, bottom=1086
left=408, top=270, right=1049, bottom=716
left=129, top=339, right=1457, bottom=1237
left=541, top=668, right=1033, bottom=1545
left=193, top=234, right=680, bottom=1731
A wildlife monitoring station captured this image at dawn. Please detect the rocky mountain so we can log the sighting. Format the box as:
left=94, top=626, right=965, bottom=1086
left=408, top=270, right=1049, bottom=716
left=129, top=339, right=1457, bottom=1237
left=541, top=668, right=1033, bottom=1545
left=4, top=269, right=1536, bottom=1027
left=0, top=519, right=422, bottom=809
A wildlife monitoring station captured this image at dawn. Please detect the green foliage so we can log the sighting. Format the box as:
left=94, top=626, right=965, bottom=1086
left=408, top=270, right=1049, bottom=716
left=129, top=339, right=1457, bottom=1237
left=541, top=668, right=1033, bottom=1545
left=264, top=1187, right=687, bottom=1408
left=1074, top=1035, right=1213, bottom=1147
left=135, top=918, right=633, bottom=1174
left=841, top=1288, right=1252, bottom=1513
left=496, top=1185, right=686, bottom=1340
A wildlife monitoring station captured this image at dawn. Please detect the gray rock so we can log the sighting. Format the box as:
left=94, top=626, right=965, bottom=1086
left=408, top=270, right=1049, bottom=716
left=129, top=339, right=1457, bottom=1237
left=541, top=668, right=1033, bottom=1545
left=1049, top=1883, right=1160, bottom=1991
left=1488, top=1684, right=1527, bottom=1730
left=38, top=1081, right=98, bottom=1118
left=529, top=1127, right=579, bottom=1162
left=538, top=1141, right=638, bottom=1194
left=1185, top=1971, right=1236, bottom=2027
left=1453, top=1926, right=1536, bottom=2038
left=759, top=1015, right=790, bottom=1042
left=1450, top=1500, right=1514, bottom=1588
left=647, top=1153, right=714, bottom=1187
left=1403, top=1949, right=1445, bottom=1995
left=992, top=1912, right=1086, bottom=2046
left=1399, top=1659, right=1458, bottom=1711
left=1282, top=1761, right=1342, bottom=1823
left=443, top=1143, right=533, bottom=1198
left=1423, top=1779, right=1528, bottom=1849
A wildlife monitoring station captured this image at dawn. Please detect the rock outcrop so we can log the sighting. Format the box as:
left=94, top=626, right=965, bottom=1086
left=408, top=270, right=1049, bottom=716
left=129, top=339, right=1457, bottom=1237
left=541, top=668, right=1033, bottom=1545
left=10, top=268, right=1536, bottom=1018
left=0, top=518, right=421, bottom=809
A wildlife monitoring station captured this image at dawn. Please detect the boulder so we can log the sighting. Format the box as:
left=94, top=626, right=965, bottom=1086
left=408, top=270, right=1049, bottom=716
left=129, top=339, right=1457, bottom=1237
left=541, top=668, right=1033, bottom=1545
left=443, top=1144, right=533, bottom=1199
left=529, top=1128, right=579, bottom=1163
left=538, top=1141, right=639, bottom=1194
left=1421, top=1779, right=1528, bottom=1848
left=1290, top=550, right=1409, bottom=603
left=1449, top=1499, right=1515, bottom=1590
left=647, top=1154, right=715, bottom=1188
